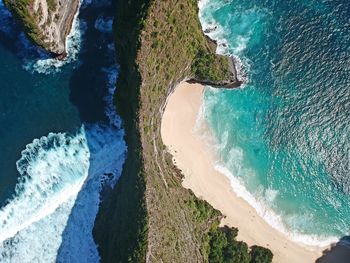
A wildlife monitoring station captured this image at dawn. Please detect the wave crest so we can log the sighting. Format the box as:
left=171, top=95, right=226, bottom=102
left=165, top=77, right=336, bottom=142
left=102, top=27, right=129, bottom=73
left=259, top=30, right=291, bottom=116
left=23, top=9, right=85, bottom=75
left=0, top=124, right=126, bottom=262
left=0, top=129, right=89, bottom=243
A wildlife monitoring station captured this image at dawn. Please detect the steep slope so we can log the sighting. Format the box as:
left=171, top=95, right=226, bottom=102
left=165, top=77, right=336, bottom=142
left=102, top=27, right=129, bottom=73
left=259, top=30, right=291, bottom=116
left=93, top=0, right=271, bottom=262
left=4, top=0, right=79, bottom=55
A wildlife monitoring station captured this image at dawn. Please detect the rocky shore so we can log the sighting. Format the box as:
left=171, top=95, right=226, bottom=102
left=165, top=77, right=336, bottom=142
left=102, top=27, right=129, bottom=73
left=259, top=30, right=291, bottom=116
left=4, top=0, right=79, bottom=56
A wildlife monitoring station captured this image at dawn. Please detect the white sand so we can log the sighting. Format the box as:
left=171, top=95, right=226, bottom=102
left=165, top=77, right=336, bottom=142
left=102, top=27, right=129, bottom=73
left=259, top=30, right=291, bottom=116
left=161, top=81, right=327, bottom=263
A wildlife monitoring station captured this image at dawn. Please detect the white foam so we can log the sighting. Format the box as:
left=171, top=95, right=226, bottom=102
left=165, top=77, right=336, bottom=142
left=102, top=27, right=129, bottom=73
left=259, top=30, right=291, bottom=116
left=56, top=124, right=126, bottom=261
left=196, top=88, right=339, bottom=247
left=197, top=0, right=251, bottom=84
left=94, top=16, right=113, bottom=33
left=102, top=65, right=123, bottom=128
left=23, top=0, right=85, bottom=74
left=215, top=164, right=338, bottom=247
left=0, top=197, right=77, bottom=263
left=0, top=124, right=126, bottom=262
left=0, top=129, right=90, bottom=243
left=0, top=0, right=127, bottom=260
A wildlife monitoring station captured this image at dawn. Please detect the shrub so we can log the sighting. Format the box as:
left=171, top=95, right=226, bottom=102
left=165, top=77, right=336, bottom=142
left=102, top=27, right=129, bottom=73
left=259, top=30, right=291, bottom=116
left=250, top=245, right=273, bottom=263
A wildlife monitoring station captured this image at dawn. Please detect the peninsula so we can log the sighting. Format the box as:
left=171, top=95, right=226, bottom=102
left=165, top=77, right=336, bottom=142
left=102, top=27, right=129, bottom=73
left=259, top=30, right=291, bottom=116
left=5, top=0, right=274, bottom=262
left=92, top=0, right=272, bottom=262
left=4, top=0, right=79, bottom=56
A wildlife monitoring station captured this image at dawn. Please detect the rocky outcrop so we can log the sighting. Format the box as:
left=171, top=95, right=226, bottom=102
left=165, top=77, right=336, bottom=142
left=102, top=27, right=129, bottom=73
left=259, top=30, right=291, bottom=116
left=4, top=0, right=79, bottom=56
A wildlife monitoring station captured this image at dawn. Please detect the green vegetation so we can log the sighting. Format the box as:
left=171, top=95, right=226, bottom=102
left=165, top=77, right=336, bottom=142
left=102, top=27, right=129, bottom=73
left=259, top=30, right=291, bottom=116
left=5, top=0, right=273, bottom=261
left=47, top=0, right=56, bottom=12
left=250, top=246, right=274, bottom=263
left=93, top=0, right=151, bottom=262
left=3, top=0, right=46, bottom=48
left=192, top=48, right=230, bottom=82
left=208, top=225, right=273, bottom=263
left=93, top=0, right=272, bottom=262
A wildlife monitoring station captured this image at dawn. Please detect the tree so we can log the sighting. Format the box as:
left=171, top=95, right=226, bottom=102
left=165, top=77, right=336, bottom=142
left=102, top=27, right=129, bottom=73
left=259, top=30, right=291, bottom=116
left=208, top=228, right=228, bottom=263
left=250, top=245, right=273, bottom=263
left=224, top=240, right=251, bottom=263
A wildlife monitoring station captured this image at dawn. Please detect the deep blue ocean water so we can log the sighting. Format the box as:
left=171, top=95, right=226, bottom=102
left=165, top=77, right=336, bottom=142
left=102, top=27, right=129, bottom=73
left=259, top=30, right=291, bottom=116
left=199, top=0, right=350, bottom=245
left=0, top=0, right=126, bottom=261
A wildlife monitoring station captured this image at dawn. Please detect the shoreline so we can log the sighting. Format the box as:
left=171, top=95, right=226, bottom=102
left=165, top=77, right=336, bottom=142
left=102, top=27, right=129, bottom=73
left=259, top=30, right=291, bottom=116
left=161, top=81, right=327, bottom=262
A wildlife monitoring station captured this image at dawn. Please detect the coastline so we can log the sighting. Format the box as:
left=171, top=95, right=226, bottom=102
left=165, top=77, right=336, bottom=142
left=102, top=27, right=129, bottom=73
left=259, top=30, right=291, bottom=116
left=161, top=81, right=326, bottom=263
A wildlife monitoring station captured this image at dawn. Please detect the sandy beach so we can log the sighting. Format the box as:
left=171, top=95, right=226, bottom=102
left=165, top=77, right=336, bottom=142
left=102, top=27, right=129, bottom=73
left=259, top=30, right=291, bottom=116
left=161, top=81, right=329, bottom=263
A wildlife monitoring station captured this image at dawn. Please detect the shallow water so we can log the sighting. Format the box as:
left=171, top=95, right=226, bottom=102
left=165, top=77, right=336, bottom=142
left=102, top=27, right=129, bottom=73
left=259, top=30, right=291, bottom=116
left=0, top=0, right=126, bottom=261
left=199, top=0, right=350, bottom=245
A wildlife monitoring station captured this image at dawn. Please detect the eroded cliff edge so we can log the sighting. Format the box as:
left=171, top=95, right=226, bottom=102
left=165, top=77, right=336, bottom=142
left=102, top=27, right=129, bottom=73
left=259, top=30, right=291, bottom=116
left=92, top=0, right=231, bottom=260
left=4, top=0, right=79, bottom=56
left=5, top=0, right=270, bottom=261
left=93, top=0, right=271, bottom=262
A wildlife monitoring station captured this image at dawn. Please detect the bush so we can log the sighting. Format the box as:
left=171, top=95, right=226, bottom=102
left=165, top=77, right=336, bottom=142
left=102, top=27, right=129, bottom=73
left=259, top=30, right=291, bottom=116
left=208, top=228, right=228, bottom=263
left=208, top=226, right=273, bottom=263
left=224, top=241, right=251, bottom=263
left=250, top=245, right=273, bottom=263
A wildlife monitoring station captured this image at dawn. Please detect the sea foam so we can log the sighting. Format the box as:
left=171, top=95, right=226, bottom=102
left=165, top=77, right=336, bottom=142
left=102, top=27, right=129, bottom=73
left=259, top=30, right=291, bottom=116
left=215, top=164, right=338, bottom=247
left=94, top=16, right=113, bottom=33
left=0, top=0, right=127, bottom=260
left=0, top=124, right=126, bottom=262
left=197, top=0, right=265, bottom=84
left=196, top=86, right=339, bottom=247
left=0, top=63, right=126, bottom=262
left=23, top=4, right=85, bottom=75
left=0, top=65, right=126, bottom=260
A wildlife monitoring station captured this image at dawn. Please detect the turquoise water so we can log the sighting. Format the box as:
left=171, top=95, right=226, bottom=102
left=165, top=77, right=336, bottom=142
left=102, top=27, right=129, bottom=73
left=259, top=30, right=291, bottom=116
left=0, top=1, right=126, bottom=261
left=199, top=0, right=350, bottom=245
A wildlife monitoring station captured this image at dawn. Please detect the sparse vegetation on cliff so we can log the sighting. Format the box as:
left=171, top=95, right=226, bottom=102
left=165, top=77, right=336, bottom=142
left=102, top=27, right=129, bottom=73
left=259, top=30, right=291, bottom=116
left=192, top=48, right=230, bottom=82
left=94, top=0, right=272, bottom=262
left=4, top=0, right=79, bottom=55
left=208, top=225, right=273, bottom=263
left=4, top=0, right=272, bottom=261
left=3, top=0, right=45, bottom=48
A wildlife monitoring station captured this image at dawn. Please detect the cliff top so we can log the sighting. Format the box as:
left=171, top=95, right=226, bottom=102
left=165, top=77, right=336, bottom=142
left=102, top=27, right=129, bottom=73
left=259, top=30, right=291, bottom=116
left=4, top=0, right=79, bottom=55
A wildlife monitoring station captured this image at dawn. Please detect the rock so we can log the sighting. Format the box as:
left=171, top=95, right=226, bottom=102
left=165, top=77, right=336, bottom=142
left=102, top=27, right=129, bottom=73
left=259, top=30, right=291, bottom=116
left=55, top=51, right=68, bottom=60
left=4, top=0, right=80, bottom=56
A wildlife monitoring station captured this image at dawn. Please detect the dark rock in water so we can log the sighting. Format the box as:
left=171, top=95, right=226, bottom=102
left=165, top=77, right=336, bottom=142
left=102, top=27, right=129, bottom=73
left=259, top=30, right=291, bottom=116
left=4, top=0, right=80, bottom=55
left=55, top=52, right=68, bottom=61
left=187, top=78, right=242, bottom=89
left=204, top=25, right=218, bottom=34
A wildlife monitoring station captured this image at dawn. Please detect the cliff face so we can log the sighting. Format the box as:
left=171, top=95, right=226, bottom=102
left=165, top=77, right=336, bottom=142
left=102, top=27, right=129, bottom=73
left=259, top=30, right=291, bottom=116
left=94, top=0, right=273, bottom=260
left=4, top=0, right=79, bottom=55
left=93, top=0, right=234, bottom=262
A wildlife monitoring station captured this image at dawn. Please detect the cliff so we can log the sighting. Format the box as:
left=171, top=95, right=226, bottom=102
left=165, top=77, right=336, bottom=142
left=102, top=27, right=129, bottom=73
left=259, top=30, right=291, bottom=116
left=92, top=0, right=231, bottom=260
left=94, top=0, right=271, bottom=262
left=5, top=0, right=270, bottom=261
left=4, top=0, right=79, bottom=56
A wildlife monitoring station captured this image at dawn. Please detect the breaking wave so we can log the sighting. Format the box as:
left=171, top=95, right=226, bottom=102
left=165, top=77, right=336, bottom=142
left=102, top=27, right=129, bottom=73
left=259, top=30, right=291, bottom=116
left=196, top=92, right=339, bottom=247
left=0, top=124, right=126, bottom=262
left=197, top=0, right=268, bottom=84
left=0, top=0, right=127, bottom=261
left=94, top=16, right=113, bottom=33
left=23, top=2, right=85, bottom=75
left=0, top=65, right=126, bottom=262
left=198, top=0, right=350, bottom=245
left=215, top=164, right=338, bottom=247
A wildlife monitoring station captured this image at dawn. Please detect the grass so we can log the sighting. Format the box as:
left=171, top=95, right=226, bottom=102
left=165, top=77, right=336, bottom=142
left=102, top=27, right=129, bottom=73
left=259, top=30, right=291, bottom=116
left=4, top=0, right=74, bottom=54
left=47, top=0, right=56, bottom=12
left=93, top=0, right=151, bottom=262
left=3, top=0, right=47, bottom=48
left=5, top=0, right=272, bottom=261
left=95, top=0, right=272, bottom=262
